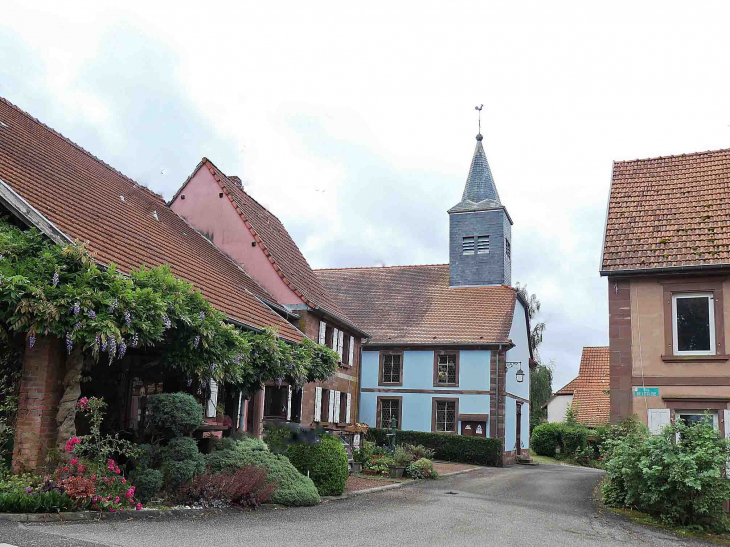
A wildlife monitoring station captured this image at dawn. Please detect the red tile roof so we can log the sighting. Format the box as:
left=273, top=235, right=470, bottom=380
left=176, top=159, right=359, bottom=330
left=602, top=148, right=730, bottom=273
left=0, top=97, right=302, bottom=342
left=557, top=347, right=610, bottom=427
left=315, top=264, right=518, bottom=345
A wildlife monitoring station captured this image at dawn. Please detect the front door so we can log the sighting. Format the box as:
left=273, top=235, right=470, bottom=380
left=516, top=403, right=522, bottom=456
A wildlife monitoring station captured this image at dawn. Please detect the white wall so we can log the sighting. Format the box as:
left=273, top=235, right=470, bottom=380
left=547, top=394, right=573, bottom=423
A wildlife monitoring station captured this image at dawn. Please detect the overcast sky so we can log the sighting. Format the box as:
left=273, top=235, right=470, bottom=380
left=2, top=1, right=730, bottom=390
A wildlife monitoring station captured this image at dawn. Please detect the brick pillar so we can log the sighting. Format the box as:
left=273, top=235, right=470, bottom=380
left=489, top=349, right=508, bottom=465
left=608, top=277, right=633, bottom=424
left=13, top=336, right=65, bottom=473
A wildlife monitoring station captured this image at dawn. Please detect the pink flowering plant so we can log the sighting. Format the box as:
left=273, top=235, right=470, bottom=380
left=54, top=457, right=143, bottom=512
left=68, top=397, right=142, bottom=467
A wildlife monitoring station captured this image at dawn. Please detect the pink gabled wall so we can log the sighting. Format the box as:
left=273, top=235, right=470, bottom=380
left=171, top=167, right=302, bottom=305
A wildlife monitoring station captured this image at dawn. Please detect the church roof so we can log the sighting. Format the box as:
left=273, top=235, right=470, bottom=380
left=448, top=133, right=503, bottom=214
left=314, top=264, right=518, bottom=345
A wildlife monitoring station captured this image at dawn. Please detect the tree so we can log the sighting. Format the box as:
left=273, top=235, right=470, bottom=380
left=515, top=283, right=552, bottom=433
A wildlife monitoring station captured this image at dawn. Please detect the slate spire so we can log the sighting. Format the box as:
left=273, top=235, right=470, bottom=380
left=448, top=133, right=501, bottom=213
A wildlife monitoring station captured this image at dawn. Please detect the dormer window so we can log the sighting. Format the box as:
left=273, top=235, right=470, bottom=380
left=462, top=236, right=475, bottom=255
left=477, top=235, right=489, bottom=254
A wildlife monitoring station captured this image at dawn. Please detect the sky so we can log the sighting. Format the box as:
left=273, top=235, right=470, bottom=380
left=2, top=1, right=730, bottom=391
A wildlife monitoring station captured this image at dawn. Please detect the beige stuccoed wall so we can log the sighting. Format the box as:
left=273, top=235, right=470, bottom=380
left=630, top=276, right=730, bottom=378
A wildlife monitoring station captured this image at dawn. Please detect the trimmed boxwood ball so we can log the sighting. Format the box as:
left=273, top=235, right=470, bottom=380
left=530, top=423, right=560, bottom=457
left=206, top=441, right=319, bottom=506
left=285, top=435, right=348, bottom=496
left=130, top=468, right=164, bottom=504
left=161, top=437, right=201, bottom=462
left=147, top=393, right=204, bottom=438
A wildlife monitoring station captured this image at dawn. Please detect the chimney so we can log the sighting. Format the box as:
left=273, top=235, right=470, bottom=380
left=229, top=176, right=243, bottom=189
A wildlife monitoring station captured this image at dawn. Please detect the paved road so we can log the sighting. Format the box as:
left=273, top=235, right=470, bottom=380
left=0, top=464, right=716, bottom=546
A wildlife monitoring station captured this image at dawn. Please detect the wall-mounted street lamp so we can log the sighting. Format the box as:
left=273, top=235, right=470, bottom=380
left=506, top=361, right=525, bottom=383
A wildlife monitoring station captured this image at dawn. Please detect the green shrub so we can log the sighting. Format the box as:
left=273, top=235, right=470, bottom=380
left=366, top=429, right=501, bottom=466
left=603, top=415, right=730, bottom=531
left=130, top=469, right=164, bottom=504
left=264, top=424, right=295, bottom=454
left=0, top=473, right=43, bottom=495
left=392, top=446, right=414, bottom=467
left=406, top=458, right=438, bottom=479
left=135, top=444, right=156, bottom=470
left=353, top=439, right=375, bottom=465
left=147, top=393, right=204, bottom=438
left=562, top=427, right=588, bottom=455
left=401, top=444, right=436, bottom=461
left=0, top=490, right=73, bottom=513
left=206, top=445, right=319, bottom=506
left=531, top=423, right=559, bottom=457
left=161, top=437, right=200, bottom=463
left=163, top=458, right=204, bottom=491
left=285, top=435, right=348, bottom=496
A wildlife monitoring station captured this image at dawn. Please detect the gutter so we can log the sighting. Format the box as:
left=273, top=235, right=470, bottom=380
left=364, top=341, right=515, bottom=349
left=600, top=263, right=730, bottom=277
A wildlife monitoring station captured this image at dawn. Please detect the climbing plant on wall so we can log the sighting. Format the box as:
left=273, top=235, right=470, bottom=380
left=0, top=219, right=339, bottom=447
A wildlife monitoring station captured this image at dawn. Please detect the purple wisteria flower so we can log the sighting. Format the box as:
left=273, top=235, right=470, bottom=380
left=276, top=377, right=282, bottom=388
left=118, top=341, right=127, bottom=359
left=65, top=332, right=73, bottom=354
left=101, top=338, right=108, bottom=352
left=234, top=354, right=242, bottom=365
left=131, top=333, right=139, bottom=348
left=25, top=487, right=32, bottom=493
left=124, top=311, right=132, bottom=327
left=108, top=338, right=117, bottom=363
left=74, top=322, right=81, bottom=331
left=162, top=316, right=171, bottom=329
left=199, top=311, right=205, bottom=322
left=73, top=302, right=80, bottom=315
left=193, top=335, right=200, bottom=348
left=95, top=333, right=101, bottom=347
left=88, top=310, right=96, bottom=320
left=28, top=333, right=35, bottom=349
left=52, top=272, right=59, bottom=287
left=210, top=364, right=215, bottom=373
left=109, top=299, right=118, bottom=314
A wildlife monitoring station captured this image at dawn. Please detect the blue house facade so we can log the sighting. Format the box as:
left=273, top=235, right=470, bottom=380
left=316, top=132, right=534, bottom=464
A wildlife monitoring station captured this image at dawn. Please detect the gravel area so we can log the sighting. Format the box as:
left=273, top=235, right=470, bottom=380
left=345, top=475, right=398, bottom=493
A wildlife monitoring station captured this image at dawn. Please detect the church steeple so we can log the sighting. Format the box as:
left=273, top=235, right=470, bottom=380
left=448, top=133, right=501, bottom=214
left=448, top=130, right=513, bottom=287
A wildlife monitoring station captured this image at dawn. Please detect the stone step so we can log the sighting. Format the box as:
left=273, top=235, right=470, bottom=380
left=516, top=459, right=539, bottom=466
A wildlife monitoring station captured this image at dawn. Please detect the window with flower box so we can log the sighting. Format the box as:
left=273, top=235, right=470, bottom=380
left=433, top=351, right=459, bottom=387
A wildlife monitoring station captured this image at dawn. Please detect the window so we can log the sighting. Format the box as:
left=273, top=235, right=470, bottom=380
left=263, top=385, right=288, bottom=419
left=377, top=397, right=401, bottom=429
left=505, top=239, right=511, bottom=260
left=462, top=236, right=475, bottom=255
left=432, top=398, right=458, bottom=433
left=325, top=324, right=334, bottom=348
left=672, top=293, right=715, bottom=355
left=342, top=335, right=351, bottom=365
left=477, top=235, right=489, bottom=254
left=379, top=352, right=403, bottom=386
left=433, top=352, right=459, bottom=387
left=677, top=410, right=718, bottom=429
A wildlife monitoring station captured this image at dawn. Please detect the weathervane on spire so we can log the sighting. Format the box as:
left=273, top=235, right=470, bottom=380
left=474, top=104, right=483, bottom=136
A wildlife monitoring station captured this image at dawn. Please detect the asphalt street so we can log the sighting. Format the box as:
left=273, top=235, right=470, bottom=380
left=0, top=464, right=716, bottom=546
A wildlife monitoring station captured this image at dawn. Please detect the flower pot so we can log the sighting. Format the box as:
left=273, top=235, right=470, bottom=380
left=388, top=466, right=405, bottom=478
left=351, top=462, right=363, bottom=474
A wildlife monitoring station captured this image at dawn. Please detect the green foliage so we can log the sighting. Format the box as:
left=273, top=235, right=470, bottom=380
left=285, top=434, right=348, bottom=496
left=400, top=444, right=436, bottom=461
left=206, top=441, right=319, bottom=506
left=406, top=458, right=438, bottom=479
left=146, top=393, right=204, bottom=438
left=529, top=363, right=553, bottom=434
left=392, top=446, right=414, bottom=467
left=561, top=426, right=587, bottom=454
left=160, top=437, right=201, bottom=463
left=366, top=429, right=502, bottom=466
left=0, top=490, right=73, bottom=513
left=0, top=472, right=43, bottom=494
left=263, top=423, right=295, bottom=454
left=0, top=220, right=339, bottom=393
left=129, top=468, right=163, bottom=504
left=531, top=423, right=560, bottom=457
left=602, top=415, right=730, bottom=531
left=353, top=439, right=375, bottom=466
left=0, top=338, right=21, bottom=465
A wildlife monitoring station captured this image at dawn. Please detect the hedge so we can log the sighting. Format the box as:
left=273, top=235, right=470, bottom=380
left=366, top=428, right=502, bottom=466
left=285, top=435, right=348, bottom=496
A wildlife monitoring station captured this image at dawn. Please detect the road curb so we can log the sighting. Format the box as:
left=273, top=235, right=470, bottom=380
left=437, top=467, right=481, bottom=478
left=3, top=507, right=240, bottom=523
left=347, top=481, right=411, bottom=497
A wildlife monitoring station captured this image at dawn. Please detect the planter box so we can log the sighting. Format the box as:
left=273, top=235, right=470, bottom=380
left=351, top=462, right=362, bottom=474
left=388, top=466, right=405, bottom=479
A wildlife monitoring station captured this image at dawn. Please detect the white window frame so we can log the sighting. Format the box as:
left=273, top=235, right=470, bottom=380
left=676, top=410, right=719, bottom=430
left=318, top=321, right=326, bottom=345
left=348, top=335, right=355, bottom=367
left=337, top=330, right=344, bottom=360
left=671, top=292, right=716, bottom=356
